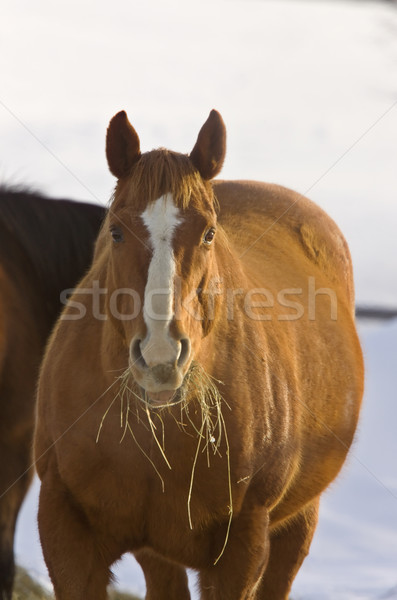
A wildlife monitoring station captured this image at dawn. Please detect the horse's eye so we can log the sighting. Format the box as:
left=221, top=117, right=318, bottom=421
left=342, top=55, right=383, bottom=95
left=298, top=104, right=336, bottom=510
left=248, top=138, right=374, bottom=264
left=110, top=226, right=124, bottom=243
left=203, top=227, right=216, bottom=246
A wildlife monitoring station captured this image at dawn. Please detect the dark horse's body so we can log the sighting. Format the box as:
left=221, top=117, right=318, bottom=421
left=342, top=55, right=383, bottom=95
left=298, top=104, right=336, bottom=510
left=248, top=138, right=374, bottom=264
left=0, top=187, right=105, bottom=599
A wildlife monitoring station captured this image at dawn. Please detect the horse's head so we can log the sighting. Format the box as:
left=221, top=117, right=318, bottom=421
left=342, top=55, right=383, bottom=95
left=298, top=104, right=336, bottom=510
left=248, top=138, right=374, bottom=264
left=105, top=110, right=226, bottom=404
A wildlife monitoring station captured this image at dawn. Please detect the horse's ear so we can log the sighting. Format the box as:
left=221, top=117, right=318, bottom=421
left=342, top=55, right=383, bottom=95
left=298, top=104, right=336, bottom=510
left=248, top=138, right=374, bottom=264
left=106, top=111, right=141, bottom=179
left=190, top=110, right=226, bottom=180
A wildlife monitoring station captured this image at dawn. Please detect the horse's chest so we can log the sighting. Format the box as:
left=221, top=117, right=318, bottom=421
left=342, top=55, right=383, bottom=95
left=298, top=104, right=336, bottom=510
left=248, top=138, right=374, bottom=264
left=57, top=418, right=247, bottom=549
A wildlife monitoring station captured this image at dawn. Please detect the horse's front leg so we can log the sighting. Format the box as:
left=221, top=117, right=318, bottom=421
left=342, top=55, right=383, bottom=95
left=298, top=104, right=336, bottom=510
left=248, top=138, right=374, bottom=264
left=199, top=502, right=269, bottom=600
left=256, top=498, right=320, bottom=599
left=0, top=427, right=33, bottom=600
left=38, top=467, right=119, bottom=600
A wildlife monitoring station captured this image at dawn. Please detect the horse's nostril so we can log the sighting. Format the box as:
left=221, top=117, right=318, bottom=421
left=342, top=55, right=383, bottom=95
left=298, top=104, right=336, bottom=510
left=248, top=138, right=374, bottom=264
left=178, top=338, right=191, bottom=367
left=131, top=339, right=147, bottom=369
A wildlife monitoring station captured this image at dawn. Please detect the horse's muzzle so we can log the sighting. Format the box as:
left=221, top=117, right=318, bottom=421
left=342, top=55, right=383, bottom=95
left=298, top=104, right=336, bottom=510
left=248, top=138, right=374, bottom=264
left=129, top=335, right=191, bottom=403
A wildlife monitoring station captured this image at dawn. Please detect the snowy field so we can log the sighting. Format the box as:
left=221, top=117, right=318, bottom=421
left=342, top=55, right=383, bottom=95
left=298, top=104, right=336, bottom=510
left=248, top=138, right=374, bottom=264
left=1, top=0, right=396, bottom=598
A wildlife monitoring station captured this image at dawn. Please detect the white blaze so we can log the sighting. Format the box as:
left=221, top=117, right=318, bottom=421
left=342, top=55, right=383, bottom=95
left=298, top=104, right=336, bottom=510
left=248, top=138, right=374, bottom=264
left=140, top=193, right=182, bottom=365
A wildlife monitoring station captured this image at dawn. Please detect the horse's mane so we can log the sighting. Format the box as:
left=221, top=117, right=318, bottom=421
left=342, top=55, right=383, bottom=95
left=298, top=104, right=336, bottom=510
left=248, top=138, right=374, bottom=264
left=115, top=149, right=214, bottom=211
left=0, top=185, right=106, bottom=320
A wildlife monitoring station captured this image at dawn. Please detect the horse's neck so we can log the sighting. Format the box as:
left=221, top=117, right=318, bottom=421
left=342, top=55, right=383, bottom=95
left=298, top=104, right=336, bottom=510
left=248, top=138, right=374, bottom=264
left=214, top=238, right=253, bottom=311
left=201, top=243, right=265, bottom=360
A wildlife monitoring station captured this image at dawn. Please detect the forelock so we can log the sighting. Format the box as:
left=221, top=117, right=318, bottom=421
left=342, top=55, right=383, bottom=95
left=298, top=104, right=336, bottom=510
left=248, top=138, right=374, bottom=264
left=112, top=149, right=214, bottom=211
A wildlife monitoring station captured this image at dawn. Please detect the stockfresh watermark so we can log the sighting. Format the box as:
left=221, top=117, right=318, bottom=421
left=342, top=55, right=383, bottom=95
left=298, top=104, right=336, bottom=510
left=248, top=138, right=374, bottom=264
left=60, top=276, right=337, bottom=323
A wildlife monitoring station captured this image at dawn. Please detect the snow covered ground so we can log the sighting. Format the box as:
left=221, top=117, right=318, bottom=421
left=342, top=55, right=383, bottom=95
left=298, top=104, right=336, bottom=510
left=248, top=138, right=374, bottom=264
left=1, top=0, right=396, bottom=598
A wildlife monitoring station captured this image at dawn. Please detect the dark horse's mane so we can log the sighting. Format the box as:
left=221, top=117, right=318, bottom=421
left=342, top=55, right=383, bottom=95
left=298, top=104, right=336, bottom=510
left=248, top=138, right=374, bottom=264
left=0, top=185, right=106, bottom=322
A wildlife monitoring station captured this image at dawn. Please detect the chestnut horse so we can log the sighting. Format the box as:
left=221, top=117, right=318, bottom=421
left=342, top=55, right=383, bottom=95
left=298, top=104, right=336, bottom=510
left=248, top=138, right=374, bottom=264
left=35, top=111, right=364, bottom=600
left=0, top=187, right=105, bottom=600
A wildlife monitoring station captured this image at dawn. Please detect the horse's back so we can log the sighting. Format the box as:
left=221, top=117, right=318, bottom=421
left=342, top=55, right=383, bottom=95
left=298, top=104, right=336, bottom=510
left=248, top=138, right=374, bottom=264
left=213, top=180, right=355, bottom=309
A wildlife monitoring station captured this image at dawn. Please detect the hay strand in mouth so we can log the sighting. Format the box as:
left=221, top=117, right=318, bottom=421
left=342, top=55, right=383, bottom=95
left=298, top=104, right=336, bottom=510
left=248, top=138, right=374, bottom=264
left=126, top=421, right=165, bottom=493
left=180, top=364, right=233, bottom=564
left=187, top=412, right=206, bottom=530
left=144, top=403, right=172, bottom=471
left=96, top=361, right=233, bottom=563
left=213, top=407, right=233, bottom=566
left=96, top=371, right=166, bottom=490
left=95, top=376, right=126, bottom=443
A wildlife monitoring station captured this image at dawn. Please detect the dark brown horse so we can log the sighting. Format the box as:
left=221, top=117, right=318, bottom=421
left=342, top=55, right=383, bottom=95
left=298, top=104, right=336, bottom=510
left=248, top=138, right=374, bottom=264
left=35, top=111, right=364, bottom=599
left=0, top=187, right=105, bottom=599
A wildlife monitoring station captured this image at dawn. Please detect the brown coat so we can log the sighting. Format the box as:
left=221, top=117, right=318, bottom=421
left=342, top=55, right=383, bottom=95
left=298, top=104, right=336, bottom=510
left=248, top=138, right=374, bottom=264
left=35, top=111, right=363, bottom=600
